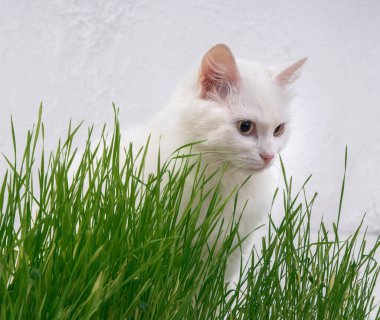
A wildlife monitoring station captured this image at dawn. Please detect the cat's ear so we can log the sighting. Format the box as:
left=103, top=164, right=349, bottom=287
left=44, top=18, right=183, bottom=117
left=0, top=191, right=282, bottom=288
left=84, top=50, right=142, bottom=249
left=274, top=58, right=307, bottom=87
left=199, top=44, right=240, bottom=99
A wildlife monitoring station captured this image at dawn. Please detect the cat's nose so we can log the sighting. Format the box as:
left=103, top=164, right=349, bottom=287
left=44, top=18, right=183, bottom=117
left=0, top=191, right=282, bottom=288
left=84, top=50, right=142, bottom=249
left=260, top=153, right=274, bottom=165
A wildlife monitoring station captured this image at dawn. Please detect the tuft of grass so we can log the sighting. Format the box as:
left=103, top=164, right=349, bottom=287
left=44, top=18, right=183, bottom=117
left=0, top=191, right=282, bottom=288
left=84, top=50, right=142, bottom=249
left=0, top=106, right=379, bottom=319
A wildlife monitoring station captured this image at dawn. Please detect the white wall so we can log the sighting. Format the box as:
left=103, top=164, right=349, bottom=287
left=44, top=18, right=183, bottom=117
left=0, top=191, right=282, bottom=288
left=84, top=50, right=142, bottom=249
left=1, top=0, right=380, bottom=235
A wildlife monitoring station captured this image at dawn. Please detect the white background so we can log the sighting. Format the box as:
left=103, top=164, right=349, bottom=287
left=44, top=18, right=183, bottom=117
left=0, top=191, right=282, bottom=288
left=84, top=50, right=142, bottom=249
left=0, top=2, right=379, bottom=238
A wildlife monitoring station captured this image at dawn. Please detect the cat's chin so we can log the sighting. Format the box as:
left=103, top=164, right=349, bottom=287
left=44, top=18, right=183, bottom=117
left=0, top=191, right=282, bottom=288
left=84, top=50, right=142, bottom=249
left=239, top=165, right=266, bottom=174
left=243, top=162, right=274, bottom=174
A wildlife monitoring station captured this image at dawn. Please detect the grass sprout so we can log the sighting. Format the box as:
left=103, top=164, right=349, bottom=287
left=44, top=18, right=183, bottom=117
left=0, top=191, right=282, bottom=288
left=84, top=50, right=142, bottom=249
left=0, top=106, right=379, bottom=319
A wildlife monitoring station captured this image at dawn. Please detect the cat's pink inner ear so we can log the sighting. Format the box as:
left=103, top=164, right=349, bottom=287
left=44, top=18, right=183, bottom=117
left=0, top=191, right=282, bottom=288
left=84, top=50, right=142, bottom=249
left=199, top=44, right=240, bottom=99
left=275, top=57, right=307, bottom=87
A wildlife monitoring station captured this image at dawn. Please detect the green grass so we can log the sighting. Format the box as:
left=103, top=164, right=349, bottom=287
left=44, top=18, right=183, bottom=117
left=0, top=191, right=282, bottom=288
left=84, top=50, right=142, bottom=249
left=0, top=106, right=379, bottom=319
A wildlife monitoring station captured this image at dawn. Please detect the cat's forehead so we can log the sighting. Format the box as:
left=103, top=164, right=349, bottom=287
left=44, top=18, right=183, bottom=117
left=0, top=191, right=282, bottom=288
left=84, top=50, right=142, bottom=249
left=232, top=101, right=287, bottom=126
left=232, top=65, right=290, bottom=124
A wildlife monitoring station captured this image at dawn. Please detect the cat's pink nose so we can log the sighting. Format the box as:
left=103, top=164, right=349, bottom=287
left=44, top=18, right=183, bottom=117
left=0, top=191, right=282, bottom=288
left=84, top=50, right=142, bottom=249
left=260, top=153, right=274, bottom=165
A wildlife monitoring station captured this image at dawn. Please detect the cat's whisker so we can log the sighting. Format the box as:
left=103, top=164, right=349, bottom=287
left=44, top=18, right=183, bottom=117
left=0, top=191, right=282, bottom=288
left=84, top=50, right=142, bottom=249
left=228, top=163, right=250, bottom=176
left=271, top=162, right=283, bottom=178
left=207, top=159, right=237, bottom=168
left=201, top=150, right=240, bottom=156
left=206, top=156, right=247, bottom=168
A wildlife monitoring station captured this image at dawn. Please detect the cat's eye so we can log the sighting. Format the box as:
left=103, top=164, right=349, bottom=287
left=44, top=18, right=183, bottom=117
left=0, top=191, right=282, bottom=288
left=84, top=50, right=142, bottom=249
left=273, top=123, right=285, bottom=137
left=237, top=120, right=255, bottom=136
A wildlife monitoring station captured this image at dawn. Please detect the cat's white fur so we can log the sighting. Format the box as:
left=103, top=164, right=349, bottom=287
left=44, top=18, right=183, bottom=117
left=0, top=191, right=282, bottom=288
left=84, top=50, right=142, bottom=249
left=125, top=44, right=306, bottom=281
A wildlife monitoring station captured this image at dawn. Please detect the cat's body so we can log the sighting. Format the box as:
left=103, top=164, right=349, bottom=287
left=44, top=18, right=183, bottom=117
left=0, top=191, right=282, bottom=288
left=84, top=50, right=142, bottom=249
left=125, top=44, right=306, bottom=281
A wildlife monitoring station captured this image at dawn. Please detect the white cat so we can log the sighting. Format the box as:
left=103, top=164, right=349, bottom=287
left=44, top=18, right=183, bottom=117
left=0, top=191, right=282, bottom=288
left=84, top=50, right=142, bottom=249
left=126, top=44, right=306, bottom=281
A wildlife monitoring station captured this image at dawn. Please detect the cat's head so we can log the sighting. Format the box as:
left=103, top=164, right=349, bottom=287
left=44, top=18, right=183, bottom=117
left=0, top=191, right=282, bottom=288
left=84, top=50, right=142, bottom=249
left=183, top=44, right=306, bottom=173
